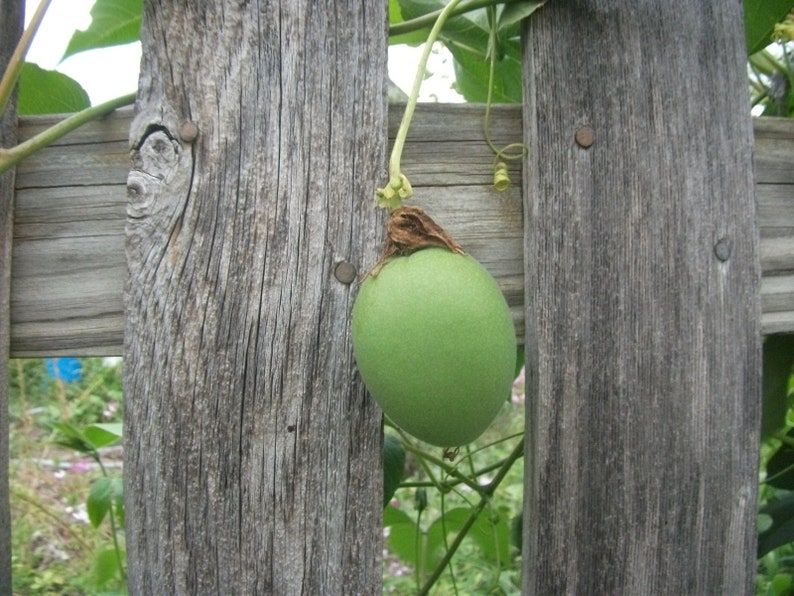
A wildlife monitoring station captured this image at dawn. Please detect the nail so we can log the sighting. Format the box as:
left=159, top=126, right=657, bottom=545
left=714, top=238, right=731, bottom=262
left=334, top=261, right=356, bottom=284
left=575, top=126, right=595, bottom=149
left=179, top=120, right=199, bottom=143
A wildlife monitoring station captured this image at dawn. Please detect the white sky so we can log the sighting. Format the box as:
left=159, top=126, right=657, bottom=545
left=24, top=0, right=463, bottom=105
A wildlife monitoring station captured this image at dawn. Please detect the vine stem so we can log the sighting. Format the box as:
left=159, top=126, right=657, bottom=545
left=399, top=435, right=483, bottom=495
left=417, top=436, right=524, bottom=595
left=389, top=0, right=520, bottom=37
left=0, top=0, right=52, bottom=117
left=0, top=91, right=136, bottom=175
left=378, top=0, right=465, bottom=208
left=390, top=0, right=464, bottom=177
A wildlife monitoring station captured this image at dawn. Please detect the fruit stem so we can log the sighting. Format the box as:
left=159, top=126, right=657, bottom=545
left=376, top=0, right=465, bottom=209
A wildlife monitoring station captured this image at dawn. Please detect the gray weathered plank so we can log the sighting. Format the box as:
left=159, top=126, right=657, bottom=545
left=9, top=107, right=794, bottom=356
left=122, top=2, right=386, bottom=592
left=0, top=1, right=23, bottom=592
left=521, top=1, right=760, bottom=593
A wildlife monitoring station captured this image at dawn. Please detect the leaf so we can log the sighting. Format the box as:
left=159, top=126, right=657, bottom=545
left=384, top=505, right=424, bottom=566
left=62, top=0, right=143, bottom=60
left=51, top=421, right=96, bottom=454
left=449, top=40, right=523, bottom=103
left=761, top=334, right=794, bottom=438
left=18, top=63, right=90, bottom=115
left=389, top=0, right=431, bottom=45
left=383, top=434, right=406, bottom=507
left=87, top=475, right=123, bottom=530
left=498, top=1, right=549, bottom=31
left=426, top=506, right=511, bottom=565
left=85, top=423, right=123, bottom=449
left=766, top=430, right=794, bottom=490
left=87, top=477, right=113, bottom=528
left=95, top=547, right=124, bottom=588
left=395, top=0, right=524, bottom=103
left=759, top=492, right=794, bottom=557
left=514, top=345, right=525, bottom=381
left=744, top=0, right=794, bottom=55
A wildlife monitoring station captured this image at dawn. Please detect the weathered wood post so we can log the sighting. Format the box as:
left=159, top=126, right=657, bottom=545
left=124, top=2, right=386, bottom=592
left=522, top=1, right=761, bottom=592
left=0, top=2, right=22, bottom=593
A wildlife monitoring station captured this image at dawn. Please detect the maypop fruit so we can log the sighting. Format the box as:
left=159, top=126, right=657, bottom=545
left=352, top=247, right=516, bottom=447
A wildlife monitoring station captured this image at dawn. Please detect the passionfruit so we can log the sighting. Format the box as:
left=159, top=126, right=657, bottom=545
left=352, top=246, right=516, bottom=447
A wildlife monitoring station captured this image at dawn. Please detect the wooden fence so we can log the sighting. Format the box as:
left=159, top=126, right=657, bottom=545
left=8, top=106, right=794, bottom=357
left=2, top=1, right=793, bottom=593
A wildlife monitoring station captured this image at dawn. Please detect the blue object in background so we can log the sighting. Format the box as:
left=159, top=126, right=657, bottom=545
left=45, top=358, right=83, bottom=383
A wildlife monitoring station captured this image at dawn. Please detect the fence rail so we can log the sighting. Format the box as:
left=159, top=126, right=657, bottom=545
left=8, top=105, right=794, bottom=356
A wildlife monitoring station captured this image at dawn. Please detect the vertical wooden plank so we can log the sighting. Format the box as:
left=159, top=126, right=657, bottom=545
left=522, top=1, right=760, bottom=593
left=124, top=1, right=386, bottom=593
left=0, top=2, right=23, bottom=593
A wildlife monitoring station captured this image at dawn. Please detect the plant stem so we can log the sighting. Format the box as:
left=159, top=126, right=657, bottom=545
left=0, top=91, right=136, bottom=175
left=417, top=437, right=524, bottom=595
left=389, top=0, right=520, bottom=38
left=378, top=0, right=465, bottom=208
left=390, top=0, right=464, bottom=179
left=400, top=438, right=483, bottom=494
left=0, top=0, right=52, bottom=117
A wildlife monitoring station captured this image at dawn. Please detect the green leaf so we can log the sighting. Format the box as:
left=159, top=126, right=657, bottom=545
left=397, top=0, right=523, bottom=102
left=759, top=492, right=794, bottom=557
left=95, top=547, right=125, bottom=588
left=51, top=421, right=96, bottom=454
left=63, top=0, right=143, bottom=60
left=766, top=430, right=794, bottom=490
left=87, top=475, right=122, bottom=530
left=426, top=506, right=511, bottom=564
left=384, top=505, right=424, bottom=566
left=761, top=334, right=794, bottom=438
left=449, top=40, right=523, bottom=102
left=498, top=1, right=548, bottom=31
left=389, top=0, right=431, bottom=45
left=87, top=477, right=114, bottom=528
left=514, top=345, right=524, bottom=381
left=85, top=423, right=123, bottom=449
left=383, top=434, right=406, bottom=507
left=18, top=63, right=90, bottom=116
left=744, top=0, right=794, bottom=55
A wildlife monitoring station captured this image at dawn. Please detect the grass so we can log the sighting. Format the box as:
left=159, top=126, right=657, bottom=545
left=8, top=357, right=124, bottom=595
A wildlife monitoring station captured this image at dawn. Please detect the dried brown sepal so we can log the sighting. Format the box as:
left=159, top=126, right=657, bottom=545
left=367, top=206, right=465, bottom=277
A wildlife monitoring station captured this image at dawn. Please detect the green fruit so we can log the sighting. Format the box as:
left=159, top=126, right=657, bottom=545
left=352, top=247, right=516, bottom=447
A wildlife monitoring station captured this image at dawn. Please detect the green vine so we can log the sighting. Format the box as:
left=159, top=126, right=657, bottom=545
left=483, top=5, right=527, bottom=191
left=376, top=0, right=466, bottom=209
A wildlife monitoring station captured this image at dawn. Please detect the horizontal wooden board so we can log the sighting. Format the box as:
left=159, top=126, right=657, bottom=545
left=8, top=107, right=794, bottom=356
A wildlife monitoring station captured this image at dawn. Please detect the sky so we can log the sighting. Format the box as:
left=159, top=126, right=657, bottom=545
left=24, top=0, right=463, bottom=105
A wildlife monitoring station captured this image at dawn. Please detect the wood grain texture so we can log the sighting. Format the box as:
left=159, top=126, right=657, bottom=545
left=522, top=2, right=761, bottom=593
left=123, top=2, right=386, bottom=593
left=0, top=2, right=23, bottom=593
left=9, top=108, right=793, bottom=356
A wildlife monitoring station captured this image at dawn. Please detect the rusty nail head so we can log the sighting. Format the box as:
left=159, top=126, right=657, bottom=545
left=575, top=126, right=595, bottom=149
left=179, top=120, right=199, bottom=142
left=334, top=261, right=356, bottom=284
